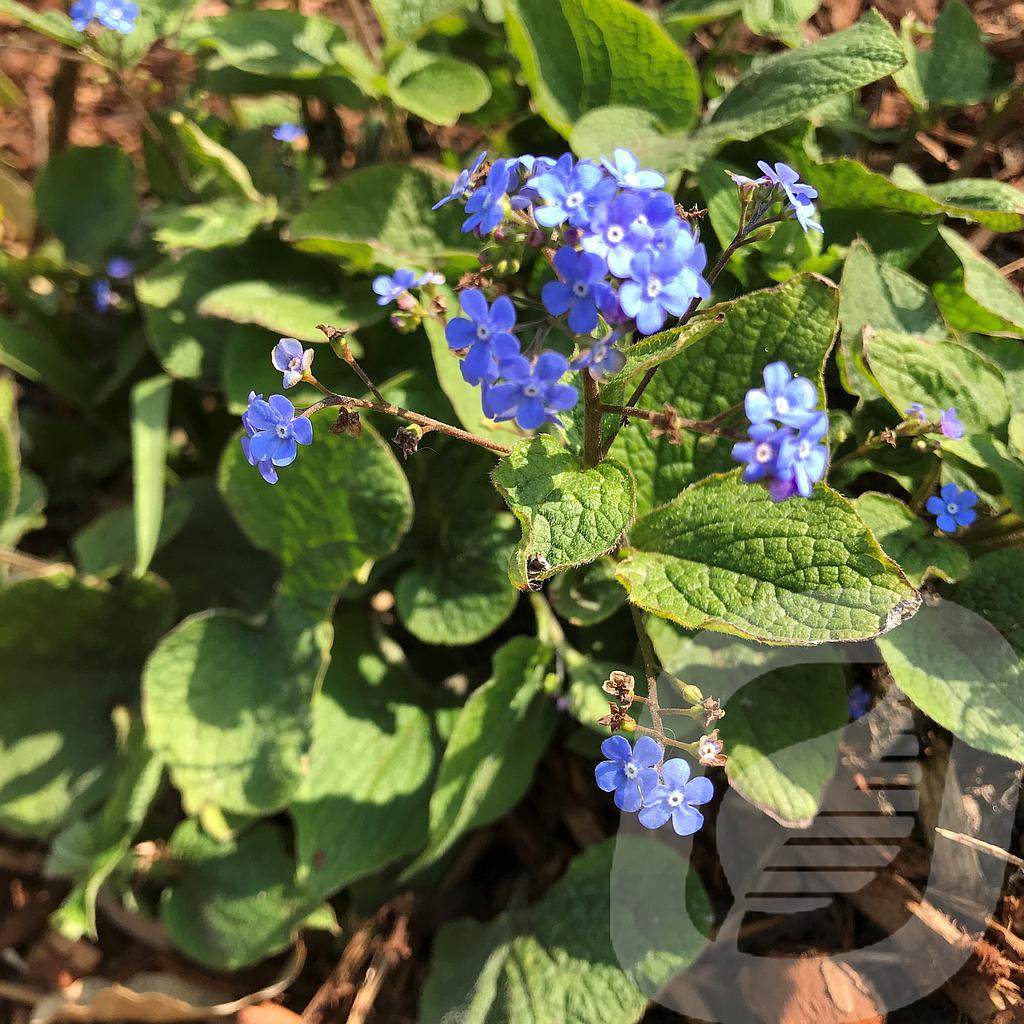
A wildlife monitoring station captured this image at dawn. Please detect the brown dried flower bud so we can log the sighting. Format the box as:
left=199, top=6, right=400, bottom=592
left=699, top=696, right=725, bottom=728
left=648, top=403, right=684, bottom=445
left=597, top=702, right=636, bottom=732
left=393, top=424, right=423, bottom=459
left=601, top=670, right=636, bottom=706
left=329, top=408, right=362, bottom=438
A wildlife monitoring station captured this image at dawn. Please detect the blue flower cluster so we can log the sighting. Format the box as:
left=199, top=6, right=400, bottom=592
left=732, top=361, right=829, bottom=501
left=595, top=735, right=713, bottom=836
left=906, top=403, right=965, bottom=439
left=90, top=257, right=134, bottom=314
left=439, top=147, right=712, bottom=426
left=734, top=161, right=823, bottom=234
left=372, top=268, right=443, bottom=307
left=927, top=483, right=977, bottom=534
left=71, top=0, right=137, bottom=32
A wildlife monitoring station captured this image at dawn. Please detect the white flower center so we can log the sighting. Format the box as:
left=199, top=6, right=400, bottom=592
left=624, top=763, right=638, bottom=780
left=572, top=281, right=590, bottom=299
left=700, top=741, right=715, bottom=757
left=775, top=396, right=790, bottom=414
left=667, top=792, right=682, bottom=807
left=606, top=225, right=624, bottom=244
left=636, top=214, right=649, bottom=227
left=798, top=440, right=811, bottom=459
left=946, top=502, right=958, bottom=514
left=645, top=275, right=663, bottom=299
left=565, top=191, right=584, bottom=210
left=476, top=324, right=492, bottom=342
left=288, top=356, right=302, bottom=371
left=275, top=424, right=289, bottom=439
left=624, top=172, right=639, bottom=188
left=755, top=442, right=774, bottom=464
left=522, top=384, right=540, bottom=398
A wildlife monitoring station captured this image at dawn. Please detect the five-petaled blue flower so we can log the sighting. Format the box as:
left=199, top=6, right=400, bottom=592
left=272, top=123, right=306, bottom=143
left=70, top=0, right=96, bottom=30
left=940, top=407, right=964, bottom=439
left=542, top=248, right=614, bottom=335
left=594, top=735, right=662, bottom=812
left=927, top=484, right=977, bottom=534
left=571, top=332, right=626, bottom=382
left=462, top=158, right=517, bottom=235
left=848, top=685, right=872, bottom=721
left=241, top=392, right=313, bottom=484
left=732, top=422, right=789, bottom=487
left=778, top=411, right=829, bottom=498
left=372, top=268, right=441, bottom=306
left=745, top=361, right=819, bottom=429
left=483, top=351, right=578, bottom=430
left=433, top=151, right=486, bottom=210
left=95, top=0, right=138, bottom=33
left=755, top=161, right=823, bottom=234
left=582, top=192, right=653, bottom=278
left=638, top=758, right=713, bottom=835
left=619, top=248, right=695, bottom=336
left=601, top=147, right=666, bottom=191
left=530, top=154, right=616, bottom=229
left=272, top=338, right=314, bottom=389
left=445, top=289, right=520, bottom=386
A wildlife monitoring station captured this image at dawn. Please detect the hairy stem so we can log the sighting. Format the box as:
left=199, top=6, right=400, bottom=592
left=299, top=393, right=513, bottom=455
left=582, top=373, right=602, bottom=467
left=600, top=403, right=745, bottom=441
left=629, top=604, right=663, bottom=743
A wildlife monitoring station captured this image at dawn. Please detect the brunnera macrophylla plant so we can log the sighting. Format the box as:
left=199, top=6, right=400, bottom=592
left=236, top=148, right=891, bottom=832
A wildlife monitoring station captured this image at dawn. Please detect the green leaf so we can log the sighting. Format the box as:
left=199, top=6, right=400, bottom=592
left=221, top=327, right=321, bottom=416
left=48, top=716, right=163, bottom=940
left=610, top=274, right=837, bottom=515
left=403, top=638, right=554, bottom=877
left=942, top=434, right=1024, bottom=520
left=162, top=820, right=334, bottom=970
left=0, top=468, right=45, bottom=548
left=549, top=557, right=626, bottom=626
left=492, top=435, right=636, bottom=589
left=606, top=310, right=723, bottom=383
left=290, top=648, right=437, bottom=899
left=288, top=164, right=477, bottom=272
left=152, top=196, right=273, bottom=251
left=198, top=278, right=383, bottom=343
left=94, top=0, right=203, bottom=68
left=955, top=550, right=1024, bottom=654
left=0, top=401, right=18, bottom=526
left=0, top=317, right=95, bottom=407
left=386, top=49, right=491, bottom=126
left=618, top=472, right=919, bottom=644
left=694, top=12, right=904, bottom=154
left=569, top=106, right=668, bottom=168
left=933, top=227, right=1024, bottom=338
left=505, top=0, right=700, bottom=138
left=854, top=492, right=969, bottom=586
left=130, top=375, right=172, bottom=577
left=878, top=600, right=1024, bottom=762
left=725, top=662, right=846, bottom=826
left=421, top=837, right=712, bottom=1024
left=35, top=147, right=137, bottom=265
left=370, top=0, right=470, bottom=42
left=864, top=331, right=1010, bottom=434
left=741, top=0, right=820, bottom=44
left=796, top=158, right=1024, bottom=233
left=0, top=574, right=173, bottom=837
left=0, top=0, right=81, bottom=46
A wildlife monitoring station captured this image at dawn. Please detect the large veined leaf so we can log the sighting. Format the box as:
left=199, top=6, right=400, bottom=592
left=0, top=574, right=173, bottom=838
left=403, top=638, right=555, bottom=877
left=878, top=600, right=1024, bottom=762
left=492, top=434, right=636, bottom=589
left=505, top=0, right=700, bottom=137
left=386, top=49, right=491, bottom=126
left=370, top=0, right=471, bottom=43
left=610, top=273, right=838, bottom=515
left=955, top=550, right=1024, bottom=655
left=422, top=836, right=712, bottom=1024
left=617, top=472, right=919, bottom=644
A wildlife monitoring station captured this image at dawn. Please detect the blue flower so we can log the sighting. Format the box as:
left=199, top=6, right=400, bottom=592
left=530, top=154, right=616, bottom=230
left=637, top=758, right=713, bottom=835
left=848, top=685, right=872, bottom=720
left=241, top=392, right=313, bottom=483
left=94, top=0, right=137, bottom=33
left=581, top=192, right=653, bottom=278
left=433, top=151, right=486, bottom=210
left=462, top=158, right=517, bottom=235
left=571, top=332, right=627, bottom=382
left=655, top=218, right=710, bottom=300
left=927, top=484, right=977, bottom=533
left=541, top=248, right=614, bottom=335
left=483, top=351, right=578, bottom=430
left=756, top=161, right=822, bottom=234
left=445, top=289, right=520, bottom=386
left=272, top=122, right=306, bottom=143
left=940, top=407, right=964, bottom=439
left=594, top=735, right=662, bottom=812
left=777, top=411, right=829, bottom=498
left=732, top=422, right=790, bottom=486
left=70, top=0, right=96, bottom=30
left=906, top=402, right=927, bottom=421
left=372, top=268, right=440, bottom=306
left=90, top=278, right=112, bottom=313
left=745, top=361, right=819, bottom=429
left=106, top=256, right=134, bottom=279
left=601, top=147, right=666, bottom=191
left=272, top=338, right=314, bottom=389
left=618, top=248, right=696, bottom=335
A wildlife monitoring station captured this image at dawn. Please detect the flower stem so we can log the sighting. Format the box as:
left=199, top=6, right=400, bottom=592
left=599, top=403, right=745, bottom=441
left=299, top=393, right=513, bottom=456
left=629, top=604, right=663, bottom=742
left=318, top=323, right=387, bottom=405
left=582, top=373, right=602, bottom=467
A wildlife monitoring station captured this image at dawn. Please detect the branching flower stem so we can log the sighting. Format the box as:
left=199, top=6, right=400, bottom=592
left=629, top=603, right=665, bottom=757
left=599, top=403, right=745, bottom=441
